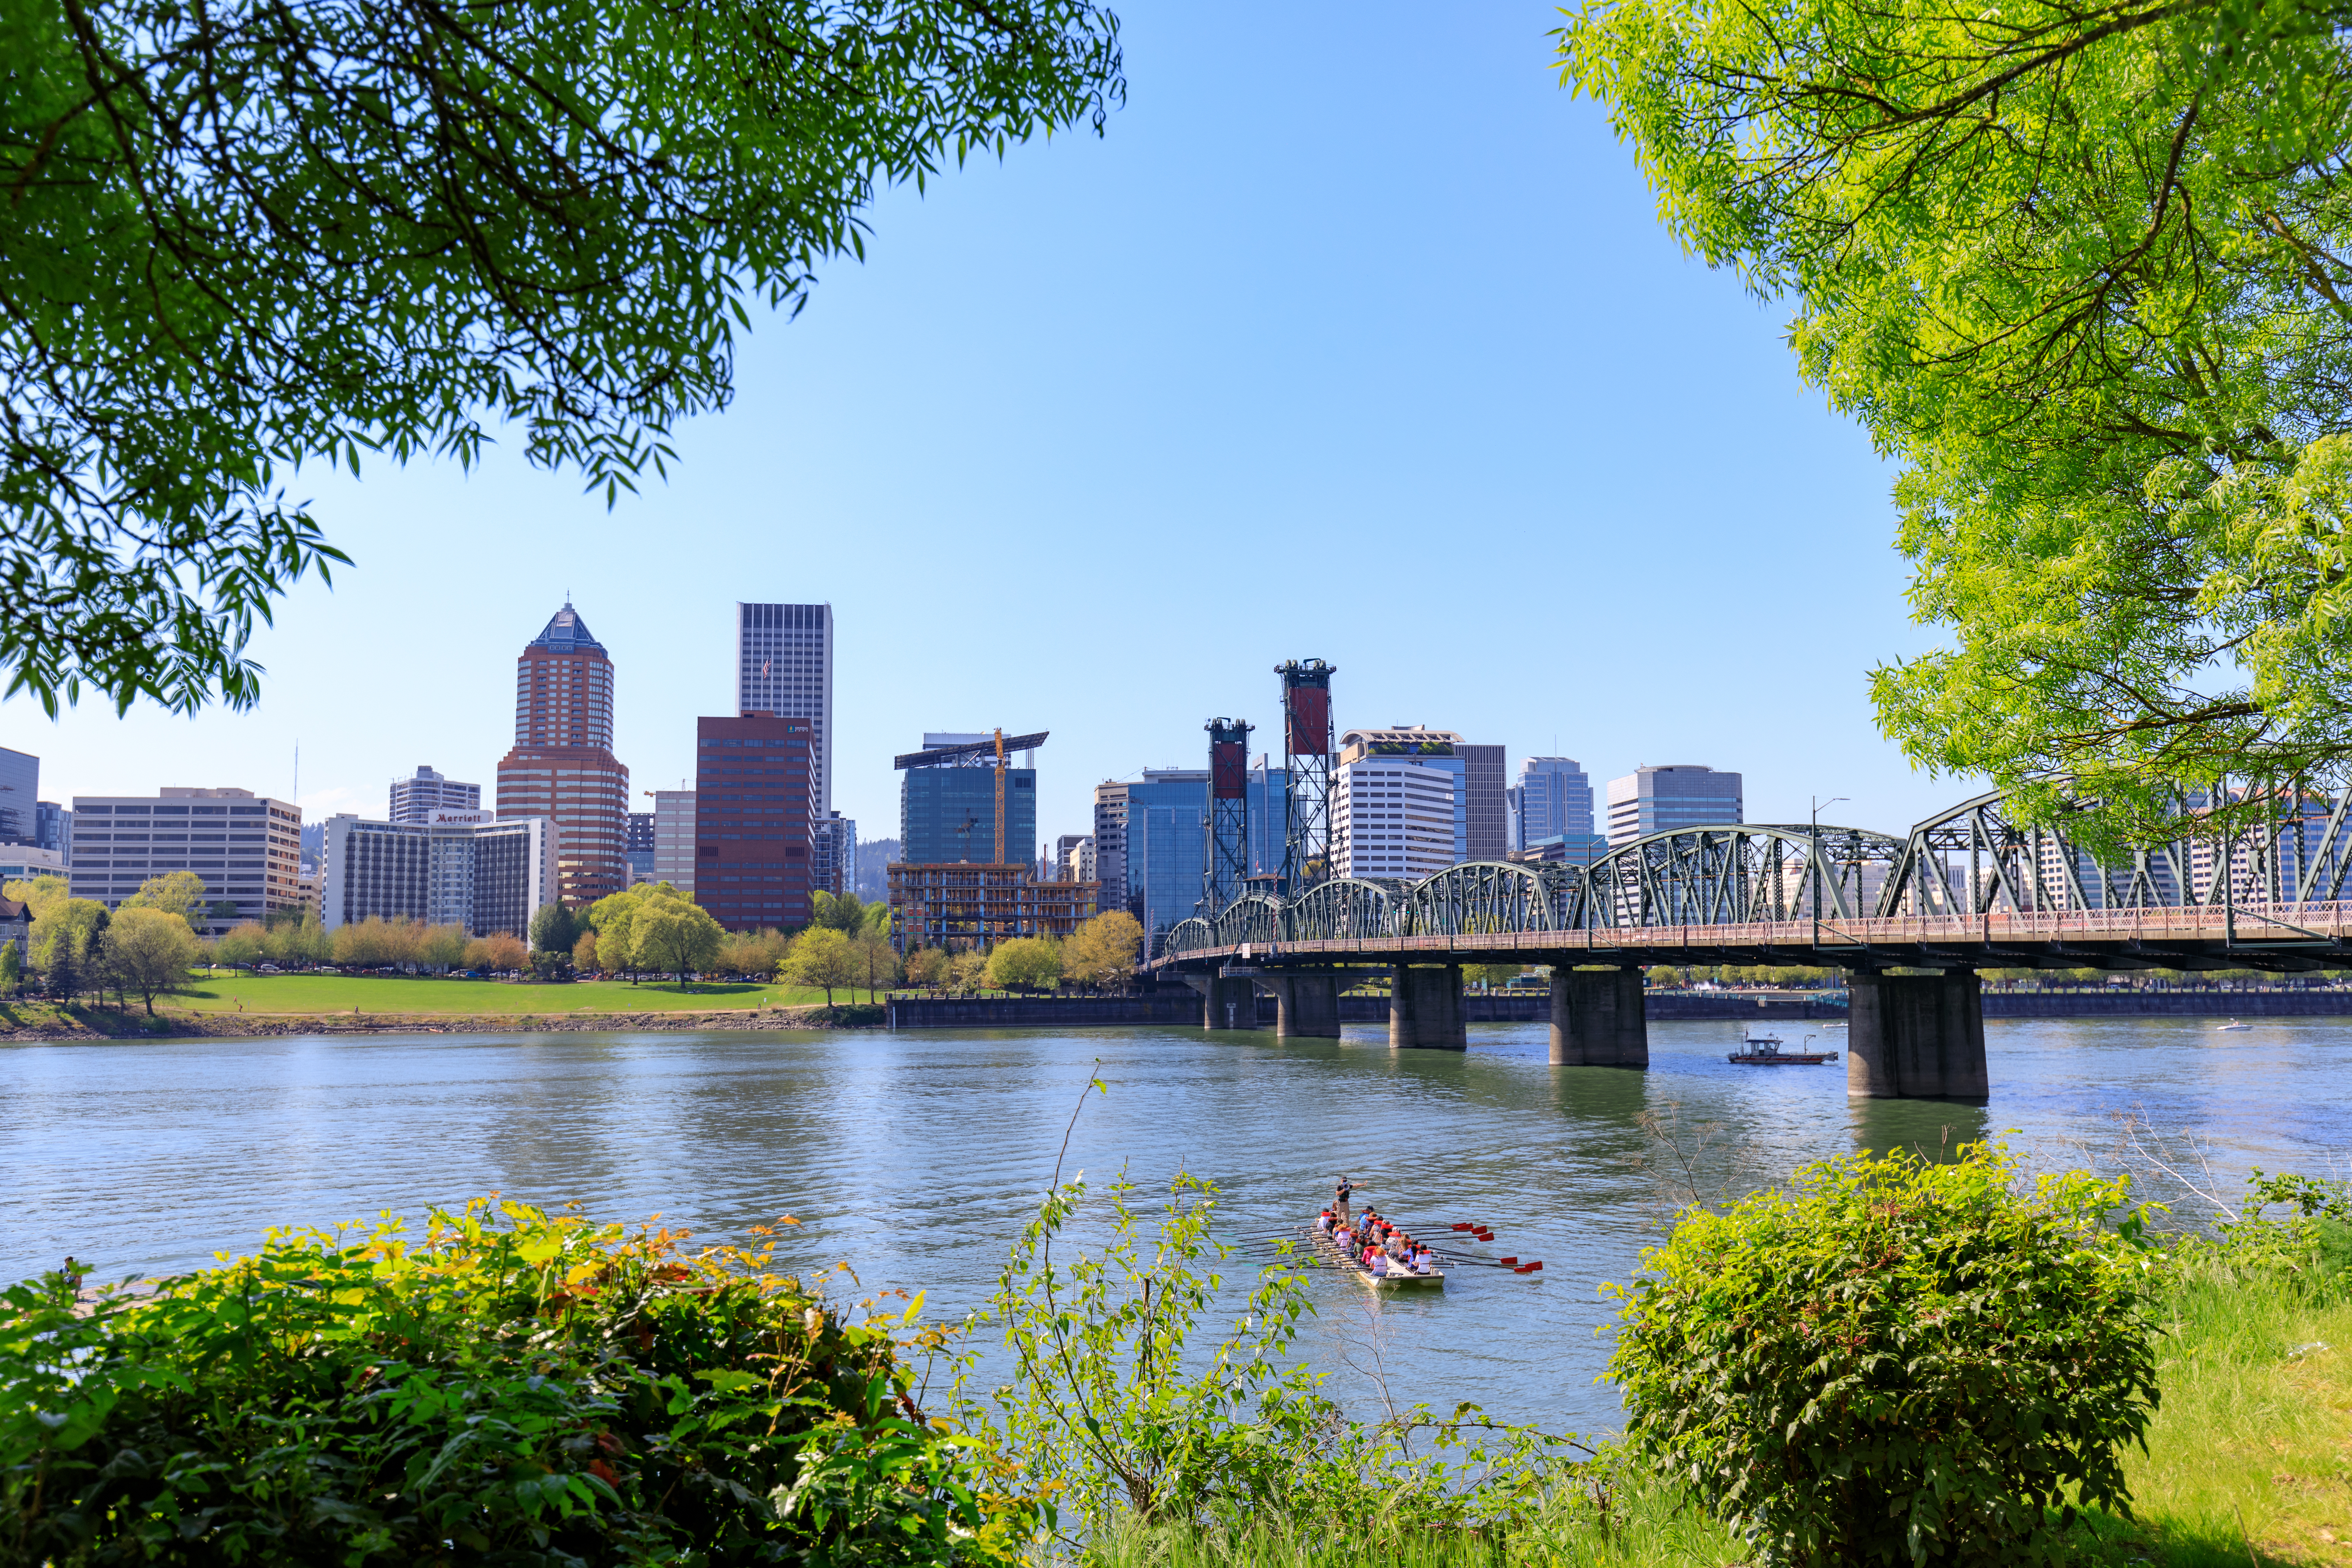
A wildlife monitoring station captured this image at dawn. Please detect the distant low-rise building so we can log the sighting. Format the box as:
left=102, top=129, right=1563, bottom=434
left=1605, top=765, right=1744, bottom=845
left=0, top=896, right=27, bottom=962
left=0, top=845, right=69, bottom=882
left=69, top=788, right=302, bottom=933
left=390, top=765, right=482, bottom=825
left=625, top=811, right=655, bottom=884
left=1508, top=834, right=1609, bottom=869
left=814, top=812, right=855, bottom=897
left=652, top=791, right=697, bottom=895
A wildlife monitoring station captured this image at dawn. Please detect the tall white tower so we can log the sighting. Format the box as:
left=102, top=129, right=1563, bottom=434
left=735, top=602, right=834, bottom=813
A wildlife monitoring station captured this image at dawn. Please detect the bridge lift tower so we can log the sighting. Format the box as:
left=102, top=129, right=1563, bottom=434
left=1276, top=659, right=1337, bottom=892
left=1203, top=718, right=1252, bottom=914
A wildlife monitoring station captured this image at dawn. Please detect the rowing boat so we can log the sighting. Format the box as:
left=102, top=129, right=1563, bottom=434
left=1304, top=1223, right=1446, bottom=1290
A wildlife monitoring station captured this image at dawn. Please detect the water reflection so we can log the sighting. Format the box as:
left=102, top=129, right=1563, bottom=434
left=2, top=1013, right=2345, bottom=1436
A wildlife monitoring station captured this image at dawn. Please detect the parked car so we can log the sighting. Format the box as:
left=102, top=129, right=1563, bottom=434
left=257, top=963, right=282, bottom=974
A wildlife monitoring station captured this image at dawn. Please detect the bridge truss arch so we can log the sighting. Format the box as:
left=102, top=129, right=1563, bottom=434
left=1162, top=917, right=1214, bottom=958
left=1566, top=824, right=1904, bottom=930
left=1876, top=787, right=2352, bottom=916
left=1395, top=860, right=1558, bottom=936
left=1281, top=878, right=1393, bottom=943
left=1209, top=893, right=1284, bottom=949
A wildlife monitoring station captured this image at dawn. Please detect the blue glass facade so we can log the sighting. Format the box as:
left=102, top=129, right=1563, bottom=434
left=1128, top=771, right=1206, bottom=958
left=901, top=766, right=1037, bottom=865
left=1509, top=757, right=1596, bottom=851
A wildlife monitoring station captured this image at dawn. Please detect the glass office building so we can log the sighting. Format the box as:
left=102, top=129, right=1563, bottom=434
left=901, top=764, right=1035, bottom=866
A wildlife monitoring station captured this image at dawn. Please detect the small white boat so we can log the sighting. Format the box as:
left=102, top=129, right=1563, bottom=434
left=2217, top=1019, right=2251, bottom=1032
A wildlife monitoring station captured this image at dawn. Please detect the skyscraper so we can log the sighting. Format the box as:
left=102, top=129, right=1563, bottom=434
left=390, top=764, right=482, bottom=825
left=0, top=746, right=36, bottom=846
left=495, top=603, right=631, bottom=906
left=1460, top=744, right=1507, bottom=861
left=1126, top=769, right=1208, bottom=957
left=736, top=602, right=834, bottom=813
left=1605, top=765, right=1744, bottom=844
left=1092, top=781, right=1135, bottom=919
left=1333, top=727, right=1468, bottom=880
left=694, top=713, right=816, bottom=930
left=1509, top=757, right=1596, bottom=849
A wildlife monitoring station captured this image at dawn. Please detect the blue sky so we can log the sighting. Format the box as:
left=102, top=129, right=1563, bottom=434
left=2, top=2, right=1981, bottom=851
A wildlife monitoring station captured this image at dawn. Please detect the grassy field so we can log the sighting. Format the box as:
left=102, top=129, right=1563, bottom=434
left=1081, top=1264, right=2352, bottom=1568
left=140, top=973, right=877, bottom=1016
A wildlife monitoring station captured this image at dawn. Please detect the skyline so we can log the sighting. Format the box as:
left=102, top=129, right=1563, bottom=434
left=0, top=1, right=1978, bottom=851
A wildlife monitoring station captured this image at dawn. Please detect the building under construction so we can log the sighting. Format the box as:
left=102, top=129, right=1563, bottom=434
left=889, top=728, right=1099, bottom=951
left=886, top=863, right=1099, bottom=952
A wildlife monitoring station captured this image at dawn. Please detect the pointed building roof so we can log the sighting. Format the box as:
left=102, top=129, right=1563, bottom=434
left=528, top=601, right=604, bottom=655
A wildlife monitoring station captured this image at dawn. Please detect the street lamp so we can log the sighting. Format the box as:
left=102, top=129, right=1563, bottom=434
left=1811, top=796, right=1849, bottom=952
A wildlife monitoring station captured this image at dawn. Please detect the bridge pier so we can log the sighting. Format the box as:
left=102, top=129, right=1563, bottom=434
left=1390, top=964, right=1466, bottom=1050
left=1265, top=972, right=1343, bottom=1038
left=1176, top=972, right=1266, bottom=1031
left=1847, top=970, right=1987, bottom=1101
left=1549, top=966, right=1648, bottom=1067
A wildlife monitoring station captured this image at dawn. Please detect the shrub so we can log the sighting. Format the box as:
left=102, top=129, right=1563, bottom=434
left=2, top=1201, right=1030, bottom=1565
left=1607, top=1144, right=2158, bottom=1567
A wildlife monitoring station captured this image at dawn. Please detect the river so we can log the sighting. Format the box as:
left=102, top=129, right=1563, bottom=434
left=4, top=1017, right=2347, bottom=1436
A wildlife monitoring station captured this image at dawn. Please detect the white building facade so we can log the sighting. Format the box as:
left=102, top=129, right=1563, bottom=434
left=1333, top=755, right=1467, bottom=881
left=652, top=790, right=698, bottom=894
left=736, top=602, right=834, bottom=814
left=322, top=812, right=554, bottom=937
left=68, top=788, right=303, bottom=931
left=390, top=764, right=482, bottom=825
left=1605, top=765, right=1744, bottom=845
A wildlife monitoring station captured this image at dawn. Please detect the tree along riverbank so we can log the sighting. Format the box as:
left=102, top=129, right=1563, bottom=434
left=0, top=998, right=885, bottom=1041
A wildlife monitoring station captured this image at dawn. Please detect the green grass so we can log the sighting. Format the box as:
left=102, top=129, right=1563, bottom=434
left=1074, top=1269, right=2352, bottom=1568
left=2098, top=1267, right=2352, bottom=1566
left=167, top=972, right=871, bottom=1016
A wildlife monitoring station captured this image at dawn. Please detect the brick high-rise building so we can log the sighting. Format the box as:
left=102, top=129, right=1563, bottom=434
left=496, top=603, right=631, bottom=907
left=693, top=713, right=816, bottom=930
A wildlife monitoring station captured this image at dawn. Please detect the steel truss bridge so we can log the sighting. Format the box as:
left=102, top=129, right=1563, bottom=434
left=1152, top=788, right=2352, bottom=975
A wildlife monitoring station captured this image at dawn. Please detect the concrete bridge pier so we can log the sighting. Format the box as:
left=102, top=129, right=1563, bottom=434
left=1178, top=972, right=1267, bottom=1031
left=1390, top=964, right=1466, bottom=1050
left=1846, top=970, right=1987, bottom=1100
left=1549, top=966, right=1649, bottom=1067
left=1265, top=972, right=1344, bottom=1038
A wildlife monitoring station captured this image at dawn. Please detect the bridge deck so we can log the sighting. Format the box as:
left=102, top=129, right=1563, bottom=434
left=1150, top=901, right=2352, bottom=973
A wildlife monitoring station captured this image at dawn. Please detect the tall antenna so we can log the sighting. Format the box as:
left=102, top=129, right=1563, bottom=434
left=292, top=741, right=299, bottom=814
left=1275, top=660, right=1337, bottom=891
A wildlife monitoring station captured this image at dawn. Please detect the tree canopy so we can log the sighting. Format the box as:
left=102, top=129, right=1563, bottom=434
left=104, top=906, right=202, bottom=1013
left=119, top=872, right=207, bottom=928
left=1557, top=0, right=2352, bottom=846
left=2, top=0, right=1122, bottom=715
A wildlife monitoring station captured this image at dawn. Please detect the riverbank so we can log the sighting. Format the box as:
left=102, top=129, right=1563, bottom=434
left=0, top=997, right=885, bottom=1041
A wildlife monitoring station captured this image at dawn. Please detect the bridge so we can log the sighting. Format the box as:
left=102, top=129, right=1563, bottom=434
left=1149, top=787, right=2352, bottom=1101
